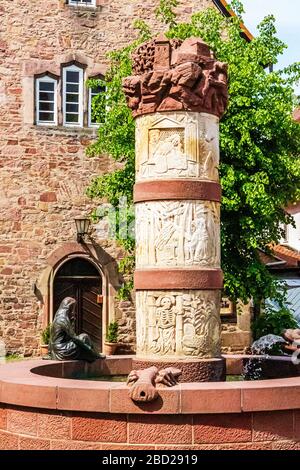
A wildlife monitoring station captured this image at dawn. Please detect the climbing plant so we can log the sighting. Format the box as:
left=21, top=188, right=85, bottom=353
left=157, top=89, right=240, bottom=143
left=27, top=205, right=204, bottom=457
left=87, top=0, right=300, bottom=305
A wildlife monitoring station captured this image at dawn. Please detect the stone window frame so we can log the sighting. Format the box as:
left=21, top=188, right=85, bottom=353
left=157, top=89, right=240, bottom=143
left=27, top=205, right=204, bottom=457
left=34, top=72, right=59, bottom=126
left=62, top=62, right=85, bottom=127
left=67, top=0, right=97, bottom=7
left=28, top=57, right=106, bottom=129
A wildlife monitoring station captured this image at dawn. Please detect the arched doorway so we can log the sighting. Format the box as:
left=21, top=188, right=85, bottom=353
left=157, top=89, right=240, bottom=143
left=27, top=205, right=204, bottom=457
left=53, top=257, right=103, bottom=350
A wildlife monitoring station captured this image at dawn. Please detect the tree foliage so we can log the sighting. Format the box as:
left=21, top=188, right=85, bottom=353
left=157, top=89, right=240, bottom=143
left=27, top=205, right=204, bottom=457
left=155, top=0, right=179, bottom=27
left=87, top=0, right=300, bottom=304
left=252, top=305, right=298, bottom=340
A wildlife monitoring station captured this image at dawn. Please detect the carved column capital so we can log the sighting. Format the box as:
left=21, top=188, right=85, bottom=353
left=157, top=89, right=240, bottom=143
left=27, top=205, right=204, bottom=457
left=123, top=36, right=228, bottom=119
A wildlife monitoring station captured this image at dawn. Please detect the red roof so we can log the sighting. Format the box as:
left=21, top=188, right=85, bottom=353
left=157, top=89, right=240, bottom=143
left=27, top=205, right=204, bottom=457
left=271, top=245, right=300, bottom=268
left=259, top=245, right=300, bottom=269
left=258, top=249, right=284, bottom=266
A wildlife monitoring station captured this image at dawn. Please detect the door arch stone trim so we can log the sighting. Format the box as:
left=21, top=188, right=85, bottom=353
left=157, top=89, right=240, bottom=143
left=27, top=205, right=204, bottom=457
left=38, top=242, right=119, bottom=349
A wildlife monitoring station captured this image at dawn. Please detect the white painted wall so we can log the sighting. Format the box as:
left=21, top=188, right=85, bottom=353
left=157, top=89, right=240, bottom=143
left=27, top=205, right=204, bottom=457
left=282, top=205, right=300, bottom=250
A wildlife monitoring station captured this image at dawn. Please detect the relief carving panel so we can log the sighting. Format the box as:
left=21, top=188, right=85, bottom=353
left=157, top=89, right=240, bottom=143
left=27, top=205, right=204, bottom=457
left=136, top=290, right=221, bottom=358
left=135, top=200, right=220, bottom=268
left=135, top=112, right=219, bottom=181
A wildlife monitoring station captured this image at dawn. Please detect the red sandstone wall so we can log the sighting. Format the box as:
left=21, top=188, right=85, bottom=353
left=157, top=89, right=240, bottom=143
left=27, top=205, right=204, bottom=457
left=0, top=0, right=215, bottom=355
left=0, top=404, right=300, bottom=450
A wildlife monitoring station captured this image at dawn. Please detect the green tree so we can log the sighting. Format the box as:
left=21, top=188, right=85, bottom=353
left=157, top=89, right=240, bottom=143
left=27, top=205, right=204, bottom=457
left=252, top=304, right=298, bottom=341
left=87, top=0, right=300, bottom=305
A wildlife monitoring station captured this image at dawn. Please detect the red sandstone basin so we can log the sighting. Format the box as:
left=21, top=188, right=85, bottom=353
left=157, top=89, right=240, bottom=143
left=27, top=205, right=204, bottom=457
left=1, top=355, right=300, bottom=413
left=2, top=356, right=300, bottom=449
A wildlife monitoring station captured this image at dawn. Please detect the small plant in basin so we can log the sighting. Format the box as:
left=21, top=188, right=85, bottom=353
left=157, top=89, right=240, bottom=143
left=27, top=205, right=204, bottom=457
left=40, top=324, right=51, bottom=356
left=104, top=321, right=119, bottom=355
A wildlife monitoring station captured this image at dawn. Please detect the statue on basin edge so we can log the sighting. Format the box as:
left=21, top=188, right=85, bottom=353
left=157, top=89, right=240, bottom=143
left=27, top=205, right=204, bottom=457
left=281, top=328, right=300, bottom=353
left=49, top=297, right=105, bottom=362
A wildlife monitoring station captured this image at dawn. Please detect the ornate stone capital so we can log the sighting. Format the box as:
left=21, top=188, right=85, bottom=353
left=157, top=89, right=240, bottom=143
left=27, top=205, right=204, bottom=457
left=123, top=36, right=228, bottom=119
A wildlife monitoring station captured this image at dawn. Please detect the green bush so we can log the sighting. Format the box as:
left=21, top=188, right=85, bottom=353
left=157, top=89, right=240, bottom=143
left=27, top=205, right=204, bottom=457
left=252, top=305, right=298, bottom=340
left=41, top=324, right=51, bottom=345
left=116, top=256, right=134, bottom=301
left=116, top=281, right=134, bottom=301
left=105, top=321, right=119, bottom=343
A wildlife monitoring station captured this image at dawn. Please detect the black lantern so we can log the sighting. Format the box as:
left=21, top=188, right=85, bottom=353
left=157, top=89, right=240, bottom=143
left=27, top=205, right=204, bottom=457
left=74, top=217, right=91, bottom=243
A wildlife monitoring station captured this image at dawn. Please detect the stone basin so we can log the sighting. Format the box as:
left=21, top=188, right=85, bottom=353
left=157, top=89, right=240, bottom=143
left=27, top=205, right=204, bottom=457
left=1, top=355, right=300, bottom=449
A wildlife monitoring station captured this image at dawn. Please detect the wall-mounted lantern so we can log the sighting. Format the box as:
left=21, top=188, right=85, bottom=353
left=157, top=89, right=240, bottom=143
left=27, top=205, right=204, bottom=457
left=74, top=217, right=91, bottom=243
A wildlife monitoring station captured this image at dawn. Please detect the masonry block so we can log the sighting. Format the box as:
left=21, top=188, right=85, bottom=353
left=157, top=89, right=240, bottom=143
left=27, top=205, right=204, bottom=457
left=71, top=413, right=127, bottom=442
left=194, top=413, right=252, bottom=444
left=38, top=411, right=71, bottom=440
left=253, top=411, right=294, bottom=442
left=0, top=430, right=19, bottom=450
left=7, top=409, right=38, bottom=436
left=19, top=436, right=51, bottom=450
left=128, top=415, right=192, bottom=445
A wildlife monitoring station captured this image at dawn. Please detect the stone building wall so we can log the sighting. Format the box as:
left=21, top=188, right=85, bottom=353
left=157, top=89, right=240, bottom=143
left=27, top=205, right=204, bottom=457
left=0, top=0, right=215, bottom=355
left=221, top=302, right=253, bottom=354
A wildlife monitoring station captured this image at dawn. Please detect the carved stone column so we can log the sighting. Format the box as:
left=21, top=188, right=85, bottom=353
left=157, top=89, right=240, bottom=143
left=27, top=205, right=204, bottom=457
left=123, top=36, right=228, bottom=381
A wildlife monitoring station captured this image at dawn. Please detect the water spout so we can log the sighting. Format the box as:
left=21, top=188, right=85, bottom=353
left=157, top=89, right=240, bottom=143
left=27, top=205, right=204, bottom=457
left=251, top=334, right=286, bottom=355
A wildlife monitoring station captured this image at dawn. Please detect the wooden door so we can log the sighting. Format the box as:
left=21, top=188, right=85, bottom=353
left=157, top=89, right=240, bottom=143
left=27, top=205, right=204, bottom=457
left=78, top=279, right=103, bottom=349
left=53, top=258, right=103, bottom=351
left=53, top=280, right=77, bottom=317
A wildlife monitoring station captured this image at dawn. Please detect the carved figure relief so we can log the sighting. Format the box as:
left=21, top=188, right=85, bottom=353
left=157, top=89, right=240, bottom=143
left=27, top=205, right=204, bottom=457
left=135, top=200, right=220, bottom=268
left=136, top=290, right=221, bottom=358
left=146, top=128, right=186, bottom=175
left=135, top=112, right=219, bottom=181
left=181, top=293, right=221, bottom=357
left=151, top=296, right=177, bottom=354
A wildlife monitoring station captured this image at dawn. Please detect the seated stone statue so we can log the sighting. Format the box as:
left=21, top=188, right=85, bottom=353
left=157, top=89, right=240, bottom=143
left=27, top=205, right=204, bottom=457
left=281, top=328, right=300, bottom=353
left=282, top=329, right=300, bottom=343
left=49, top=297, right=105, bottom=362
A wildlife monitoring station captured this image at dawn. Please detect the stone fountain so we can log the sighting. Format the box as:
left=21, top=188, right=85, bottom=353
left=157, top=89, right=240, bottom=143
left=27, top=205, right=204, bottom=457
left=3, top=37, right=300, bottom=450
left=123, top=35, right=228, bottom=383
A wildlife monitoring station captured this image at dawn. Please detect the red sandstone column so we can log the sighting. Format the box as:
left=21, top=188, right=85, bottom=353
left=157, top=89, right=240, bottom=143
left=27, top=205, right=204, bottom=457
left=123, top=36, right=228, bottom=381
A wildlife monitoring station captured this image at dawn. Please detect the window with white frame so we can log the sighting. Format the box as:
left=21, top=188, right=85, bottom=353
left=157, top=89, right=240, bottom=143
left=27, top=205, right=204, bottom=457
left=282, top=224, right=289, bottom=244
left=63, top=64, right=84, bottom=127
left=69, top=0, right=96, bottom=7
left=35, top=75, right=57, bottom=125
left=35, top=63, right=106, bottom=128
left=88, top=80, right=105, bottom=127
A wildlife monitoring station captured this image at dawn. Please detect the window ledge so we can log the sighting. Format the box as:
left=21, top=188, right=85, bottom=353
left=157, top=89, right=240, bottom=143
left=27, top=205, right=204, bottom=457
left=69, top=6, right=97, bottom=10
left=31, top=124, right=99, bottom=135
left=67, top=4, right=99, bottom=11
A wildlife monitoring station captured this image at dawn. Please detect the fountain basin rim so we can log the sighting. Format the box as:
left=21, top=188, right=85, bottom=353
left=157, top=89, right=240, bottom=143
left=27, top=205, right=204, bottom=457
left=1, top=356, right=300, bottom=414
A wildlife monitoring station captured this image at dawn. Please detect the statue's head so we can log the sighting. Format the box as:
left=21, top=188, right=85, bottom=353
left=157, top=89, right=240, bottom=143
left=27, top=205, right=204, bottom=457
left=58, top=297, right=76, bottom=319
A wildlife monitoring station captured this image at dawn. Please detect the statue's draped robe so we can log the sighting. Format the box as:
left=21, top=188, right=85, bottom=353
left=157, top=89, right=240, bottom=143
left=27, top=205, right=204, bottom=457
left=50, top=312, right=80, bottom=360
